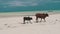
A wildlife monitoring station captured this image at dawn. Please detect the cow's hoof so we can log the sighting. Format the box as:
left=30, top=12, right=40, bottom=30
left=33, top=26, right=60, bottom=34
left=36, top=21, right=38, bottom=23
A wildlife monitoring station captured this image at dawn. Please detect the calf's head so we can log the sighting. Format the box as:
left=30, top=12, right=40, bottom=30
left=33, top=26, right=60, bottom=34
left=29, top=17, right=32, bottom=20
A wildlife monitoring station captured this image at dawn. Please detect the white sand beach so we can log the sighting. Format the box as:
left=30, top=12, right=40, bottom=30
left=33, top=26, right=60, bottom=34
left=0, top=11, right=60, bottom=34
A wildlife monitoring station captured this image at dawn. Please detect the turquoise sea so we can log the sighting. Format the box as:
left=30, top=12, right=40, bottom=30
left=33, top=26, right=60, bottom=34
left=0, top=0, right=60, bottom=13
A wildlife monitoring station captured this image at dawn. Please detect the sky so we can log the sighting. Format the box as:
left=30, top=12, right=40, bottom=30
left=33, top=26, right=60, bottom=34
left=0, top=0, right=60, bottom=12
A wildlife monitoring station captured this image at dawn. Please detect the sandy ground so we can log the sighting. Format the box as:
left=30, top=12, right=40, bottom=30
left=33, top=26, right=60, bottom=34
left=0, top=12, right=60, bottom=34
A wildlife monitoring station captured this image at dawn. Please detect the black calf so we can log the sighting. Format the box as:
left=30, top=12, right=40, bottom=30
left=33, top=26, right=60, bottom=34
left=23, top=16, right=32, bottom=24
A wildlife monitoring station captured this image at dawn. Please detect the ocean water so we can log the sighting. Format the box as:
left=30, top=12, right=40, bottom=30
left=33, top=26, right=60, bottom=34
left=0, top=0, right=60, bottom=13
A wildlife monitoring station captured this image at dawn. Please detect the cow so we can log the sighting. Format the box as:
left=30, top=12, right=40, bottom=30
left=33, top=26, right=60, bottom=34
left=35, top=13, right=49, bottom=23
left=23, top=16, right=32, bottom=24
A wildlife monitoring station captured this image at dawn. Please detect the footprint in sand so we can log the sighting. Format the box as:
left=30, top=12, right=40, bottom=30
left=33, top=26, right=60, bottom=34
left=4, top=24, right=8, bottom=26
left=0, top=28, right=3, bottom=30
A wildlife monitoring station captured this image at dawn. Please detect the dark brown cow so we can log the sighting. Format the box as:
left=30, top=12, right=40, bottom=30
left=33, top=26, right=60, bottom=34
left=35, top=13, right=49, bottom=23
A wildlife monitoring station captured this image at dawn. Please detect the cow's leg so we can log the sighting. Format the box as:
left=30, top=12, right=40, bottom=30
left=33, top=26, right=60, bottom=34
left=40, top=18, right=42, bottom=22
left=44, top=18, right=46, bottom=22
left=36, top=17, right=38, bottom=23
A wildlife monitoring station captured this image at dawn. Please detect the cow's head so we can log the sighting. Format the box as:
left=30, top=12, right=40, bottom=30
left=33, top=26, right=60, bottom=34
left=45, top=13, right=49, bottom=17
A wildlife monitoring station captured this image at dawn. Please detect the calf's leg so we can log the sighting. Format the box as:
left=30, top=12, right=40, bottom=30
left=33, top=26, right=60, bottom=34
left=23, top=20, right=25, bottom=24
left=29, top=20, right=32, bottom=24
